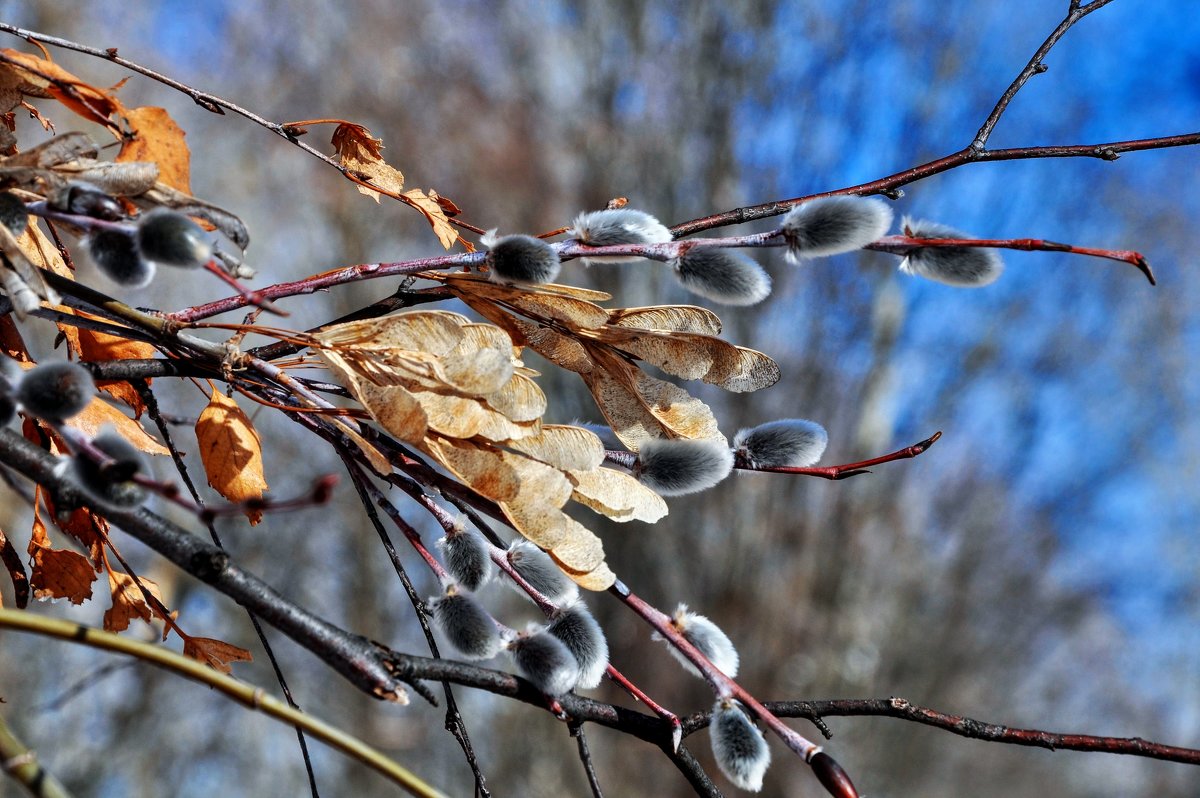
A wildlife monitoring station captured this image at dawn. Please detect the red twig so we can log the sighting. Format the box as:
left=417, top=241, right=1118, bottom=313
left=737, top=431, right=942, bottom=480
left=868, top=236, right=1155, bottom=284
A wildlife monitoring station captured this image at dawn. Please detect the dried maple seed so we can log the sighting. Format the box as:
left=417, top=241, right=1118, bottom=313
left=654, top=603, right=740, bottom=677
left=547, top=599, right=609, bottom=689
left=899, top=216, right=1003, bottom=287
left=481, top=231, right=561, bottom=284
left=781, top=195, right=893, bottom=262
left=72, top=426, right=147, bottom=509
left=428, top=585, right=503, bottom=660
left=734, top=418, right=829, bottom=468
left=16, top=360, right=95, bottom=423
left=507, top=624, right=581, bottom=697
left=633, top=438, right=734, bottom=496
left=88, top=229, right=154, bottom=287
left=670, top=247, right=772, bottom=306
left=136, top=209, right=214, bottom=269
left=710, top=698, right=771, bottom=792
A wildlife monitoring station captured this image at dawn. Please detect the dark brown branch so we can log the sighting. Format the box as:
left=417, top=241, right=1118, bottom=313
left=682, top=697, right=1200, bottom=766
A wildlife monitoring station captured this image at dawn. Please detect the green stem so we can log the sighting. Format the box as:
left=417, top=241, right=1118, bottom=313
left=0, top=609, right=448, bottom=798
left=0, top=709, right=73, bottom=798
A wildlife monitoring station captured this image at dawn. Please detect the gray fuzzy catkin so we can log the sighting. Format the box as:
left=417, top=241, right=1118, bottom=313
left=569, top=208, right=672, bottom=249
left=88, top=229, right=155, bottom=288
left=734, top=418, right=828, bottom=468
left=507, top=540, right=579, bottom=604
left=634, top=438, right=733, bottom=496
left=0, top=192, right=28, bottom=236
left=899, top=217, right=1003, bottom=287
left=437, top=526, right=495, bottom=591
left=73, top=427, right=147, bottom=510
left=710, top=699, right=771, bottom=792
left=482, top=231, right=561, bottom=284
left=670, top=248, right=772, bottom=306
left=429, top=588, right=503, bottom=660
left=655, top=604, right=740, bottom=677
left=16, top=361, right=95, bottom=422
left=136, top=209, right=214, bottom=269
left=547, top=600, right=609, bottom=689
left=508, top=625, right=581, bottom=697
left=781, top=195, right=893, bottom=262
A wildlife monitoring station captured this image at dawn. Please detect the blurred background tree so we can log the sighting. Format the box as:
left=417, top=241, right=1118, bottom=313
left=0, top=1, right=1196, bottom=796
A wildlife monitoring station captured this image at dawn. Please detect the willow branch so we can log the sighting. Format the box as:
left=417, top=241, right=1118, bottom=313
left=0, top=609, right=445, bottom=798
left=0, top=709, right=73, bottom=798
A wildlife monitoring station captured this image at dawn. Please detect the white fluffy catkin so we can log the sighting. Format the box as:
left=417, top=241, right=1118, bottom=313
left=710, top=699, right=771, bottom=792
left=481, top=230, right=561, bottom=284
left=568, top=209, right=673, bottom=259
left=898, top=216, right=1003, bottom=287
left=72, top=426, right=147, bottom=510
left=780, top=195, right=893, bottom=262
left=136, top=209, right=214, bottom=269
left=507, top=624, right=581, bottom=697
left=734, top=418, right=828, bottom=468
left=547, top=600, right=609, bottom=689
left=87, top=229, right=156, bottom=288
left=507, top=540, right=579, bottom=605
left=653, top=603, right=740, bottom=677
left=669, top=248, right=772, bottom=306
left=437, top=524, right=495, bottom=592
left=634, top=438, right=734, bottom=496
left=429, top=586, right=503, bottom=660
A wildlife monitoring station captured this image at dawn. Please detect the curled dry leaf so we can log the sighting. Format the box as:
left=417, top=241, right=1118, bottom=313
left=331, top=122, right=404, bottom=202
left=182, top=635, right=254, bottom=675
left=195, top=390, right=269, bottom=524
left=0, top=48, right=124, bottom=134
left=27, top=501, right=96, bottom=605
left=402, top=187, right=459, bottom=250
left=76, top=320, right=158, bottom=416
left=70, top=396, right=169, bottom=455
left=103, top=569, right=163, bottom=633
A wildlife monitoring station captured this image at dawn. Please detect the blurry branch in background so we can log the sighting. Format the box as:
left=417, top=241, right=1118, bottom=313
left=0, top=608, right=447, bottom=798
left=0, top=707, right=73, bottom=798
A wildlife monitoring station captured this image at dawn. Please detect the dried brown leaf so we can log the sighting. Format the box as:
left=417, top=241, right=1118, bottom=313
left=117, top=106, right=190, bottom=193
left=0, top=48, right=124, bottom=134
left=402, top=187, right=458, bottom=250
left=331, top=122, right=404, bottom=202
left=28, top=503, right=96, bottom=605
left=183, top=636, right=253, bottom=674
left=195, top=390, right=268, bottom=524
left=76, top=321, right=157, bottom=416
left=103, top=569, right=162, bottom=633
left=71, top=397, right=169, bottom=455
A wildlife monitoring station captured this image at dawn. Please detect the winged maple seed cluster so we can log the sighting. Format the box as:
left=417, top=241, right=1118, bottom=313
left=311, top=272, right=780, bottom=590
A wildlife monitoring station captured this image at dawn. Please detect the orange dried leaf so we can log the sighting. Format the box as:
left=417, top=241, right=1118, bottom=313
left=0, top=48, right=124, bottom=134
left=331, top=122, right=404, bottom=202
left=103, top=569, right=162, bottom=633
left=28, top=504, right=97, bottom=605
left=402, top=188, right=458, bottom=250
left=183, top=636, right=253, bottom=674
left=71, top=397, right=168, bottom=456
left=195, top=390, right=269, bottom=524
left=117, top=106, right=191, bottom=193
left=76, top=322, right=157, bottom=416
